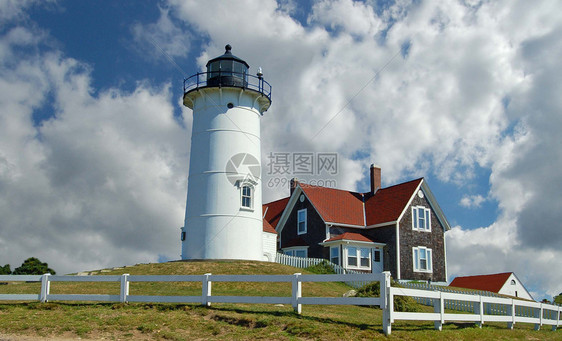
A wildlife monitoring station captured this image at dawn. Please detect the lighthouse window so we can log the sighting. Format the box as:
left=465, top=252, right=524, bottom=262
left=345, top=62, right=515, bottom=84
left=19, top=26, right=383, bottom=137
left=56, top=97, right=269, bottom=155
left=241, top=186, right=252, bottom=209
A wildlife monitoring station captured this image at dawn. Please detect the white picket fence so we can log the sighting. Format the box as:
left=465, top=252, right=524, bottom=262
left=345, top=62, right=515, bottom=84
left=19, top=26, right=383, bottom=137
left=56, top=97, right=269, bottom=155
left=1, top=272, right=560, bottom=336
left=274, top=253, right=368, bottom=288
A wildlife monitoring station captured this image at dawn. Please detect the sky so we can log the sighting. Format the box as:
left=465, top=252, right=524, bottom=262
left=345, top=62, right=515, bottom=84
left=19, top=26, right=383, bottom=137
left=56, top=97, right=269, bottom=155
left=0, top=0, right=560, bottom=300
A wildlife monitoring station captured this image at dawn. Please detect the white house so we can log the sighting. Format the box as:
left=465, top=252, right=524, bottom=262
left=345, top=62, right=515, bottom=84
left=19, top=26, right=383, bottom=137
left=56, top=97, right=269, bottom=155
left=449, top=272, right=534, bottom=300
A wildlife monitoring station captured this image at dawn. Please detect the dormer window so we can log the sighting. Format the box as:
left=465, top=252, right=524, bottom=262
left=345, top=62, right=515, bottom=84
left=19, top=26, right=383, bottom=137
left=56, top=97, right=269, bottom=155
left=412, top=206, right=431, bottom=232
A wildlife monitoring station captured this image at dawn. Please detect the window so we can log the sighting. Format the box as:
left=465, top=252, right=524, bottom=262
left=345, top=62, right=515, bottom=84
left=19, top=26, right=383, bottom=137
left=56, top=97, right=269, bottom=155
left=413, top=246, right=432, bottom=273
left=511, top=279, right=516, bottom=285
left=284, top=248, right=307, bottom=258
left=241, top=185, right=252, bottom=209
left=295, top=249, right=307, bottom=258
left=297, top=209, right=307, bottom=235
left=347, top=247, right=358, bottom=266
left=360, top=248, right=370, bottom=267
left=330, top=247, right=339, bottom=265
left=346, top=247, right=371, bottom=269
left=373, top=249, right=381, bottom=262
left=180, top=232, right=186, bottom=241
left=412, top=206, right=431, bottom=231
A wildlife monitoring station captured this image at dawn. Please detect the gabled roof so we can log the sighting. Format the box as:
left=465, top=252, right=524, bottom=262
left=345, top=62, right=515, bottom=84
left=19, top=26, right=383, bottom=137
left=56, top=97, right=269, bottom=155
left=263, top=197, right=290, bottom=228
left=300, top=186, right=365, bottom=226
left=324, top=232, right=379, bottom=243
left=449, top=272, right=513, bottom=293
left=267, top=176, right=450, bottom=234
left=365, top=178, right=423, bottom=225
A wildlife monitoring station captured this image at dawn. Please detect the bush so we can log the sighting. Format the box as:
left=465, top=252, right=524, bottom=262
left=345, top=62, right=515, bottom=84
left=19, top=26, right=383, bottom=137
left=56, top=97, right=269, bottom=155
left=356, top=280, right=421, bottom=312
left=305, top=260, right=336, bottom=274
left=555, top=293, right=561, bottom=304
left=0, top=264, right=11, bottom=275
left=12, top=257, right=56, bottom=275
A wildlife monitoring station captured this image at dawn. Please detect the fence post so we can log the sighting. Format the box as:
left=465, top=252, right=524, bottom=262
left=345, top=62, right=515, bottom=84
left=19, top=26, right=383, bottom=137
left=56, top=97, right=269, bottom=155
left=434, top=291, right=443, bottom=331
left=534, top=303, right=542, bottom=331
left=473, top=296, right=483, bottom=328
left=40, top=273, right=51, bottom=303
left=381, top=271, right=391, bottom=336
left=507, top=299, right=515, bottom=330
left=292, top=273, right=302, bottom=314
left=554, top=306, right=560, bottom=331
left=120, top=274, right=129, bottom=303
left=202, top=273, right=212, bottom=307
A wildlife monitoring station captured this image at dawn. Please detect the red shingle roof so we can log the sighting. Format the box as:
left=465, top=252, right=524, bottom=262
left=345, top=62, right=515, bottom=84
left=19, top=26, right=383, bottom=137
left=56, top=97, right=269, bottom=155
left=262, top=178, right=427, bottom=229
left=263, top=219, right=277, bottom=234
left=365, top=178, right=423, bottom=225
left=263, top=197, right=290, bottom=228
left=300, top=185, right=365, bottom=226
left=449, top=273, right=513, bottom=293
left=324, top=232, right=379, bottom=243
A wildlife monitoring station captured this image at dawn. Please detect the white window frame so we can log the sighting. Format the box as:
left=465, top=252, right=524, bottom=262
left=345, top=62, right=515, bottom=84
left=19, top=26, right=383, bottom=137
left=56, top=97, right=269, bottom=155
left=345, top=246, right=371, bottom=270
left=283, top=248, right=308, bottom=258
left=330, top=246, right=340, bottom=265
left=297, top=209, right=307, bottom=235
left=412, top=206, right=431, bottom=232
left=413, top=246, right=433, bottom=273
left=241, top=185, right=253, bottom=209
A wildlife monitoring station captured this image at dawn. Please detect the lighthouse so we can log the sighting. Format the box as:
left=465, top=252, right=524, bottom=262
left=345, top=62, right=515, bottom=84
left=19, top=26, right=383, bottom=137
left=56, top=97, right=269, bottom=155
left=181, top=45, right=272, bottom=261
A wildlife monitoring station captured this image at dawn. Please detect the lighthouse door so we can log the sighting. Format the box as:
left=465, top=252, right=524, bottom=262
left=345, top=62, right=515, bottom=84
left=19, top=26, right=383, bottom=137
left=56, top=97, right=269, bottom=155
left=372, top=248, right=383, bottom=273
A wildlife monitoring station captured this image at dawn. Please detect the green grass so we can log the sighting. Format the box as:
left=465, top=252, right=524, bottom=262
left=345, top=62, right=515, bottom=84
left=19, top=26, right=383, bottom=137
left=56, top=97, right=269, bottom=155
left=0, top=260, right=560, bottom=340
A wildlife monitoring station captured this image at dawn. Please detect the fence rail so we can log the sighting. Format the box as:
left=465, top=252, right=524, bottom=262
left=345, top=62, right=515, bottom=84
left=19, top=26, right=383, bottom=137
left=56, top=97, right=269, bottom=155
left=0, top=272, right=388, bottom=317
left=387, top=286, right=561, bottom=334
left=0, top=273, right=560, bottom=336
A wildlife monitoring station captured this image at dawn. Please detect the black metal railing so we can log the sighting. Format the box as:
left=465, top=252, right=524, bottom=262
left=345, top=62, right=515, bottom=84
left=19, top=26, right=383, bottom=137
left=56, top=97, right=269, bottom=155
left=183, top=71, right=272, bottom=101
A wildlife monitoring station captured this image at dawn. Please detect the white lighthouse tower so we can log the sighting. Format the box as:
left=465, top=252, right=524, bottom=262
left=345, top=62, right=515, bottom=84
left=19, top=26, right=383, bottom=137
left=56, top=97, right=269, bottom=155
left=181, top=45, right=271, bottom=261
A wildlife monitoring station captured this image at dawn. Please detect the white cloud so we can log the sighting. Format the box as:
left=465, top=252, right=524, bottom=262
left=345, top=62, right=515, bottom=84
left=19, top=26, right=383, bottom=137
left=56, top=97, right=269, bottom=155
left=459, top=194, right=485, bottom=208
left=0, top=23, right=188, bottom=274
left=130, top=5, right=191, bottom=62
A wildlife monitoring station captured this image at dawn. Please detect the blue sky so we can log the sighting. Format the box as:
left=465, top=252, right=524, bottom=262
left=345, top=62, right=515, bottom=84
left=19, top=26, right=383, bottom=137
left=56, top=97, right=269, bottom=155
left=0, top=0, right=561, bottom=300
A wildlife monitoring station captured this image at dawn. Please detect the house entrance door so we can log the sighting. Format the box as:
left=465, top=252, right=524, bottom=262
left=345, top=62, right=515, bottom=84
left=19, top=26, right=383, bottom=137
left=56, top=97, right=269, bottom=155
left=372, top=248, right=383, bottom=273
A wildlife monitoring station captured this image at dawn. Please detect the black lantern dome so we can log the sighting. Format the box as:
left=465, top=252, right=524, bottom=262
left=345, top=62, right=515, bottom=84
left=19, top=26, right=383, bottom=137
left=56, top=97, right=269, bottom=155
left=206, top=44, right=249, bottom=87
left=183, top=44, right=272, bottom=112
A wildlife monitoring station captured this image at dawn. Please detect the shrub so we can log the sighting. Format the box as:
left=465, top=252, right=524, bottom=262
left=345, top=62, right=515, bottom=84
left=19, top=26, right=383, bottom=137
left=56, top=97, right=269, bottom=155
left=12, top=257, right=56, bottom=275
left=305, top=260, right=336, bottom=274
left=356, top=280, right=421, bottom=312
left=0, top=264, right=11, bottom=275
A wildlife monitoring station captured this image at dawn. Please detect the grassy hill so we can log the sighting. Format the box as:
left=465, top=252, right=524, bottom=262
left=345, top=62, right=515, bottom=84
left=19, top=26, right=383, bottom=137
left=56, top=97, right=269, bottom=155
left=0, top=260, right=560, bottom=340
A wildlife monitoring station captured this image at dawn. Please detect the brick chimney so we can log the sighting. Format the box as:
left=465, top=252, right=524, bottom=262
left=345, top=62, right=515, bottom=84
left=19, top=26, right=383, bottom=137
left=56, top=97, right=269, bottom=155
left=290, top=177, right=298, bottom=196
left=370, top=164, right=381, bottom=194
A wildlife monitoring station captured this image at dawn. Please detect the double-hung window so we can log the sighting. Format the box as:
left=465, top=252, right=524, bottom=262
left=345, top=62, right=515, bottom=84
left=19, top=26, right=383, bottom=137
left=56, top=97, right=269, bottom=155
left=297, top=209, right=307, bottom=235
left=346, top=247, right=371, bottom=269
left=413, top=246, right=432, bottom=273
left=241, top=185, right=252, bottom=209
left=412, top=206, right=431, bottom=231
left=347, top=247, right=358, bottom=266
left=330, top=246, right=340, bottom=265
